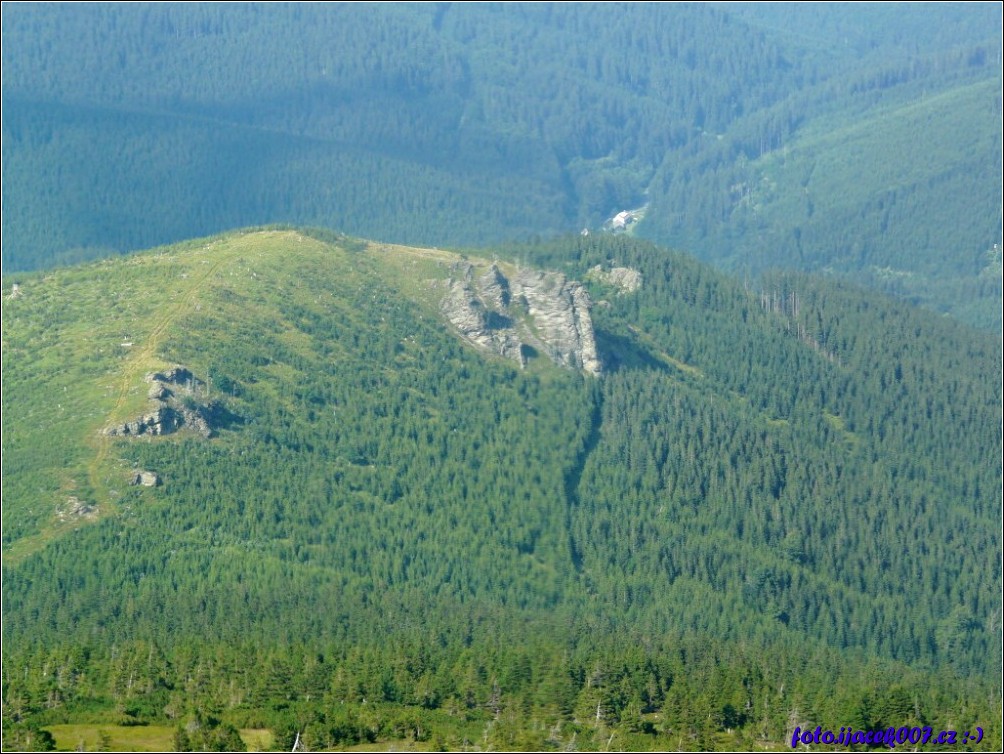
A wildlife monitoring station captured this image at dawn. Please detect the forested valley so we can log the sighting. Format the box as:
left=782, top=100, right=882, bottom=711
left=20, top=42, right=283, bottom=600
left=2, top=2, right=1000, bottom=326
left=2, top=229, right=1000, bottom=750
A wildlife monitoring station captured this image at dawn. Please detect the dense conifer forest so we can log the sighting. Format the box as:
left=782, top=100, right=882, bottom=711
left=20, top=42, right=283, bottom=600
left=2, top=2, right=1001, bottom=326
left=2, top=3, right=1001, bottom=751
left=2, top=228, right=1000, bottom=750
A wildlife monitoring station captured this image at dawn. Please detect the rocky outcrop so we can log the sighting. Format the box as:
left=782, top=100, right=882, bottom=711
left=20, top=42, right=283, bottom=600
left=105, top=366, right=217, bottom=438
left=440, top=266, right=526, bottom=367
left=57, top=496, right=97, bottom=521
left=131, top=470, right=161, bottom=487
left=478, top=264, right=511, bottom=310
left=586, top=265, right=642, bottom=294
left=107, top=406, right=183, bottom=437
left=441, top=262, right=601, bottom=375
left=512, top=269, right=601, bottom=374
left=147, top=366, right=199, bottom=390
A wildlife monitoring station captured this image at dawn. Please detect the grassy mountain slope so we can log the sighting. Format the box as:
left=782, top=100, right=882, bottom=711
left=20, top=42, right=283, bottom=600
left=3, top=229, right=1000, bottom=749
left=2, top=229, right=597, bottom=624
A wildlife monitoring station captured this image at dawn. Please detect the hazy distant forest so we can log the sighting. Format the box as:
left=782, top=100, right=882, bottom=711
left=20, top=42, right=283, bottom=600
left=2, top=2, right=1001, bottom=326
left=2, top=3, right=1002, bottom=752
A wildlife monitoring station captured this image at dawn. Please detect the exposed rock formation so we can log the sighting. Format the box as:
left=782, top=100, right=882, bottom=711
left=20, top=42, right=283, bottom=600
left=105, top=366, right=216, bottom=438
left=587, top=265, right=643, bottom=294
left=146, top=366, right=200, bottom=391
left=57, top=496, right=97, bottom=521
left=131, top=470, right=161, bottom=487
left=148, top=383, right=170, bottom=401
left=478, top=264, right=511, bottom=310
left=512, top=269, right=601, bottom=374
left=440, top=265, right=526, bottom=367
left=441, top=262, right=601, bottom=375
left=108, top=406, right=183, bottom=437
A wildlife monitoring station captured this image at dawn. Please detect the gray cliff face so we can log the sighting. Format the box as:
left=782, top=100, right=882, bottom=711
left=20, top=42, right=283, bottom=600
left=512, top=269, right=602, bottom=375
left=478, top=264, right=511, bottom=310
left=440, top=267, right=526, bottom=367
left=441, top=263, right=601, bottom=375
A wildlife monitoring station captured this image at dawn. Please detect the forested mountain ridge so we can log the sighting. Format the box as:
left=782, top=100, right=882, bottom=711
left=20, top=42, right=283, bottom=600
left=2, top=3, right=1000, bottom=327
left=2, top=228, right=1000, bottom=750
left=647, top=72, right=1003, bottom=329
